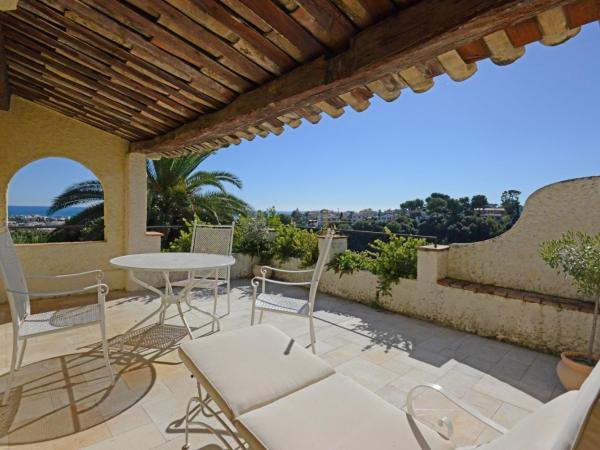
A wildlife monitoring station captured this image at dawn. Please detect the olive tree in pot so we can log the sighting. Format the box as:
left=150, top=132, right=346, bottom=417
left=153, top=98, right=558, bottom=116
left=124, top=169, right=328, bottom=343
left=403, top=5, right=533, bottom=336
left=540, top=231, right=600, bottom=390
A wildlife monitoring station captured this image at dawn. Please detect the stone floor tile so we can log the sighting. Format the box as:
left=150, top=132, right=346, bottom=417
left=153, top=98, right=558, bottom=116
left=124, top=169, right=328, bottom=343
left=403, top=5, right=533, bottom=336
left=461, top=390, right=503, bottom=417
left=473, top=375, right=542, bottom=412
left=320, top=343, right=364, bottom=366
left=104, top=404, right=152, bottom=437
left=81, top=423, right=165, bottom=450
left=490, top=402, right=531, bottom=428
left=375, top=385, right=408, bottom=409
left=0, top=281, right=564, bottom=449
left=336, top=358, right=400, bottom=391
left=436, top=369, right=483, bottom=398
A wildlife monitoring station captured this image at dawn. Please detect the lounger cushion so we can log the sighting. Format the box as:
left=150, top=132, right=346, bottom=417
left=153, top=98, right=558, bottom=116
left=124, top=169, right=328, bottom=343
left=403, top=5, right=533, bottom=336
left=178, top=324, right=334, bottom=421
left=553, top=362, right=600, bottom=450
left=476, top=390, right=578, bottom=450
left=235, top=374, right=454, bottom=450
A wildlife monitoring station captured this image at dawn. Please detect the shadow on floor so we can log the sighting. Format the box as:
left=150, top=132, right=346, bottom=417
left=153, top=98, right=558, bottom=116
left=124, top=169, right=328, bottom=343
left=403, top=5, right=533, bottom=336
left=0, top=350, right=154, bottom=445
left=235, top=279, right=562, bottom=402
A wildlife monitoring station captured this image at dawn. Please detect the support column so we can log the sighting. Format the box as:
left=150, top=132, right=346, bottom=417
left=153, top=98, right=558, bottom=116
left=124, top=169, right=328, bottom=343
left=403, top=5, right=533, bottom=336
left=417, top=244, right=449, bottom=283
left=124, top=153, right=161, bottom=290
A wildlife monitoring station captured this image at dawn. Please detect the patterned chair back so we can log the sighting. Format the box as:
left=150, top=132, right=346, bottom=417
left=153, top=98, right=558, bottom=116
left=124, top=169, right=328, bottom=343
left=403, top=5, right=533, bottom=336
left=190, top=222, right=235, bottom=278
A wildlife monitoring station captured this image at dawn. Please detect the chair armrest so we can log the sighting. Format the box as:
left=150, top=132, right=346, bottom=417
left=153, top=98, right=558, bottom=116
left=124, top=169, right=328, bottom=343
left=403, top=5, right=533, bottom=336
left=259, top=265, right=314, bottom=275
left=250, top=277, right=312, bottom=288
left=7, top=283, right=109, bottom=298
left=27, top=269, right=104, bottom=280
left=406, top=383, right=507, bottom=437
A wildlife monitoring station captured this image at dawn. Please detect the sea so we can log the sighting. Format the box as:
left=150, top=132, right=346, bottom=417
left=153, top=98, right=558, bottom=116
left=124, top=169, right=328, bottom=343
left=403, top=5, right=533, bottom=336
left=8, top=205, right=86, bottom=218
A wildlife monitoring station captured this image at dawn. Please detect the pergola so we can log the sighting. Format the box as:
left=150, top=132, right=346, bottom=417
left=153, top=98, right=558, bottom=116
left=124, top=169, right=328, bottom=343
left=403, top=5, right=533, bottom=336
left=1, top=0, right=598, bottom=158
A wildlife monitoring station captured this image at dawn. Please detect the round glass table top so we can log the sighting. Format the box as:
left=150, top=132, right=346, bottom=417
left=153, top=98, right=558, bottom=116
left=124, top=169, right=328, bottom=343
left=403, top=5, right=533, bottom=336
left=110, top=252, right=235, bottom=272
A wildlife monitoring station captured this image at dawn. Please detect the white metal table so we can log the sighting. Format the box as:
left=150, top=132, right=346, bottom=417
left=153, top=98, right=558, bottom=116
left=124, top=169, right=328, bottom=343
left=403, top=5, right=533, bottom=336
left=110, top=252, right=236, bottom=339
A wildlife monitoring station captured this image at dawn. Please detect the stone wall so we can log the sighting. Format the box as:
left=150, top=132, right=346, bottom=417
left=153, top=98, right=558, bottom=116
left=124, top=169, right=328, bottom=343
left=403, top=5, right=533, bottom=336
left=0, top=97, right=160, bottom=303
left=448, top=176, right=600, bottom=301
left=264, top=246, right=599, bottom=355
left=228, top=177, right=599, bottom=354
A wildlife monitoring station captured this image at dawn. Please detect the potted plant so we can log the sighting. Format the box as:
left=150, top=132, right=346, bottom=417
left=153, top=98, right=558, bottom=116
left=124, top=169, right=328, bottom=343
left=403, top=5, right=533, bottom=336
left=540, top=231, right=600, bottom=390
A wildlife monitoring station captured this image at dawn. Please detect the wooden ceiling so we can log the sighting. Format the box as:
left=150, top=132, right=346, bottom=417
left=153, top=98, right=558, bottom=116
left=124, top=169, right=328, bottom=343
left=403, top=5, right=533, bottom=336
left=0, top=0, right=598, bottom=157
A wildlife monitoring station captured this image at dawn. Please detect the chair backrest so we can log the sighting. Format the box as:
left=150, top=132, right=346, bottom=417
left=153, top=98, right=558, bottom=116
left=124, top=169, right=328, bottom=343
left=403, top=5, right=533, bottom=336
left=190, top=222, right=235, bottom=279
left=308, top=229, right=335, bottom=309
left=554, top=361, right=600, bottom=450
left=190, top=222, right=235, bottom=256
left=0, top=229, right=30, bottom=327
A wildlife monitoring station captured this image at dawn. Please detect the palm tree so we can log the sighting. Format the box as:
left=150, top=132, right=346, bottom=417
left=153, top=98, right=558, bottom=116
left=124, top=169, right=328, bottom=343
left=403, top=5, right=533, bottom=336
left=47, top=153, right=249, bottom=242
left=146, top=154, right=249, bottom=233
left=47, top=180, right=104, bottom=241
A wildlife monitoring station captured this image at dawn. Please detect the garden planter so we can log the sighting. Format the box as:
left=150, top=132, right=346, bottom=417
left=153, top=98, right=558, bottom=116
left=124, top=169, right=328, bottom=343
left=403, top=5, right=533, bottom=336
left=556, top=351, right=598, bottom=390
left=252, top=264, right=272, bottom=278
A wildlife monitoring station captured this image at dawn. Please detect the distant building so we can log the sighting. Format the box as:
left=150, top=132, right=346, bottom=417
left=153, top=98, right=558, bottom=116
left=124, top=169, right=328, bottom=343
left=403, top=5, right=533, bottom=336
left=474, top=207, right=506, bottom=219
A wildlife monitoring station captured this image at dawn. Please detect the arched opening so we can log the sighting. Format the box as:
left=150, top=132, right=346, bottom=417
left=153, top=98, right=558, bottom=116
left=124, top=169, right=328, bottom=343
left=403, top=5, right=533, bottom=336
left=7, top=157, right=105, bottom=243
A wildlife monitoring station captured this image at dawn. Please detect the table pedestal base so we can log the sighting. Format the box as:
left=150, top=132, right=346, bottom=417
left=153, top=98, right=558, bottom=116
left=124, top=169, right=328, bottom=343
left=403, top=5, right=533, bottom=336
left=125, top=269, right=221, bottom=340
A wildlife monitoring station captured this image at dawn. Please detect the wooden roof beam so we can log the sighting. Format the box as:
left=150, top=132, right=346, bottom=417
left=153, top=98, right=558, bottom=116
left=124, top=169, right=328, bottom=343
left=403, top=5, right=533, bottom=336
left=0, top=24, right=10, bottom=110
left=131, top=0, right=577, bottom=154
left=0, top=0, right=18, bottom=11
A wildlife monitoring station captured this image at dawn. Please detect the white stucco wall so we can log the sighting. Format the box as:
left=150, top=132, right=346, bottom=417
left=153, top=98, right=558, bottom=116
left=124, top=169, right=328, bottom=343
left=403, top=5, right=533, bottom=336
left=0, top=97, right=159, bottom=303
left=269, top=253, right=599, bottom=354
left=447, top=176, right=600, bottom=300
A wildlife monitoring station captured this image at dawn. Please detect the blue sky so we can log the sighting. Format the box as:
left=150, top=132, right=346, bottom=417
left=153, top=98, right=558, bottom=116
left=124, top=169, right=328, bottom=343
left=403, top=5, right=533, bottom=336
left=9, top=24, right=599, bottom=210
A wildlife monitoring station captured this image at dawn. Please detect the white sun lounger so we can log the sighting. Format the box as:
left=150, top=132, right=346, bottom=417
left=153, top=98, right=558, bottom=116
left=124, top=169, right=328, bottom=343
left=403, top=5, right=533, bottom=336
left=179, top=324, right=600, bottom=450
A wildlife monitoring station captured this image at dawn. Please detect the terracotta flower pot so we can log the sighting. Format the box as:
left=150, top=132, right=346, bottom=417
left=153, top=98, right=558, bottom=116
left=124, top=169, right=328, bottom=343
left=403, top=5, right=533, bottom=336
left=252, top=264, right=272, bottom=278
left=556, top=351, right=598, bottom=391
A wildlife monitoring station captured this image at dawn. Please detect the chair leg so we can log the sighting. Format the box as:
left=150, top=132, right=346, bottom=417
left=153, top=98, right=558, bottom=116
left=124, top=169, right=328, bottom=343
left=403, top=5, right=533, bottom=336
left=16, top=338, right=27, bottom=370
left=258, top=310, right=264, bottom=324
left=100, top=322, right=114, bottom=384
left=211, top=278, right=218, bottom=333
left=183, top=395, right=199, bottom=450
left=250, top=304, right=256, bottom=325
left=309, top=315, right=316, bottom=354
left=226, top=274, right=231, bottom=316
left=2, top=338, right=19, bottom=405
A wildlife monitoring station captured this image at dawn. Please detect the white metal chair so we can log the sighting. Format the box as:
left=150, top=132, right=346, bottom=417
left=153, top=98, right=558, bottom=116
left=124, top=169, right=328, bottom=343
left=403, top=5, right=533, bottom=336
left=0, top=229, right=114, bottom=405
left=250, top=229, right=334, bottom=353
left=185, top=222, right=235, bottom=318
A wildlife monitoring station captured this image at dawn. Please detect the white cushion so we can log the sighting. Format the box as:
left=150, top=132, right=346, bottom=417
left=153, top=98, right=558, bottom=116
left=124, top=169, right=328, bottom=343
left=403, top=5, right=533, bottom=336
left=178, top=324, right=334, bottom=420
left=235, top=374, right=454, bottom=450
left=553, top=362, right=600, bottom=450
left=476, top=390, right=578, bottom=450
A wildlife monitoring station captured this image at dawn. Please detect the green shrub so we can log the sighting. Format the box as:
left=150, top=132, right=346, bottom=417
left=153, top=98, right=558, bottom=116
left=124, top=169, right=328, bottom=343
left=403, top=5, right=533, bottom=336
left=232, top=215, right=273, bottom=262
left=329, top=228, right=425, bottom=298
left=271, top=224, right=319, bottom=267
left=369, top=230, right=425, bottom=296
left=328, top=250, right=373, bottom=275
left=167, top=216, right=197, bottom=252
left=11, top=229, right=50, bottom=244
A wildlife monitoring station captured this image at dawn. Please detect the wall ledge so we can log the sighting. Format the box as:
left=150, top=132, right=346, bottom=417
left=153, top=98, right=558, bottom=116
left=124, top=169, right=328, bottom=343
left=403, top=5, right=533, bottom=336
left=437, top=278, right=594, bottom=313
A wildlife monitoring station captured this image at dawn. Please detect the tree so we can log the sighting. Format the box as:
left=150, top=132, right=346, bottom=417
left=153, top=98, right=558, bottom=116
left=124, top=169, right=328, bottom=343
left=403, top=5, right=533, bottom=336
left=49, top=153, right=249, bottom=243
left=425, top=196, right=448, bottom=214
left=400, top=199, right=425, bottom=219
left=540, top=232, right=600, bottom=365
left=471, top=194, right=488, bottom=210
left=501, top=189, right=522, bottom=224
left=147, top=154, right=249, bottom=231
left=47, top=180, right=105, bottom=241
left=291, top=208, right=302, bottom=223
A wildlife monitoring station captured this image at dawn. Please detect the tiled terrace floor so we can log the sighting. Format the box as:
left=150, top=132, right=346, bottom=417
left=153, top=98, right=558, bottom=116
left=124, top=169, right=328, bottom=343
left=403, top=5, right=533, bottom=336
left=0, top=280, right=563, bottom=449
